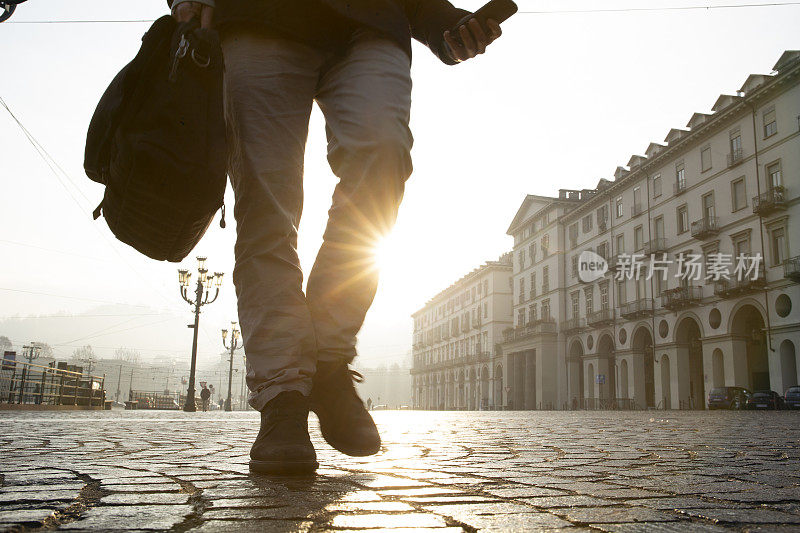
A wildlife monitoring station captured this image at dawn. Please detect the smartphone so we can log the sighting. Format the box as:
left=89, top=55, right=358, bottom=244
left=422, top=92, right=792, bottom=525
left=449, top=0, right=518, bottom=45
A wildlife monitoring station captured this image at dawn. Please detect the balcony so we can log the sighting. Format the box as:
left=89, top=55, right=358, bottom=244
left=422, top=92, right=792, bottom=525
left=753, top=186, right=786, bottom=216
left=503, top=318, right=557, bottom=343
left=674, top=180, right=687, bottom=195
left=587, top=308, right=615, bottom=326
left=631, top=203, right=643, bottom=218
left=714, top=267, right=766, bottom=297
left=690, top=217, right=719, bottom=240
left=620, top=300, right=653, bottom=319
left=562, top=317, right=586, bottom=333
left=662, top=285, right=703, bottom=310
left=727, top=147, right=743, bottom=167
left=643, top=238, right=668, bottom=257
left=785, top=256, right=800, bottom=283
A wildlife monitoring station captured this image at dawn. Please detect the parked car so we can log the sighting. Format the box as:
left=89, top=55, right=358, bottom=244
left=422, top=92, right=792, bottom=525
left=707, top=387, right=750, bottom=410
left=784, top=386, right=800, bottom=409
left=745, top=390, right=787, bottom=410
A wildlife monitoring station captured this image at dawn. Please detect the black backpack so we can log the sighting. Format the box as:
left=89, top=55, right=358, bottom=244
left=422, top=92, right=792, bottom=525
left=84, top=15, right=226, bottom=262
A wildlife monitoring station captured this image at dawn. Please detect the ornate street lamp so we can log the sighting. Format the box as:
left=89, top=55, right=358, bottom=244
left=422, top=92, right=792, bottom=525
left=221, top=321, right=242, bottom=412
left=178, top=256, right=223, bottom=412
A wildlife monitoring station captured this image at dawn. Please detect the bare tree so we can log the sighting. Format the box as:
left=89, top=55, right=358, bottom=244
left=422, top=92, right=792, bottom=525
left=72, top=344, right=95, bottom=362
left=0, top=335, right=11, bottom=353
left=114, top=347, right=141, bottom=365
left=32, top=342, right=53, bottom=359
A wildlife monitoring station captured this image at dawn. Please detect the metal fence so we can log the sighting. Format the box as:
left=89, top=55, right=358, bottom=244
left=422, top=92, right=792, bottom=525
left=0, top=358, right=106, bottom=409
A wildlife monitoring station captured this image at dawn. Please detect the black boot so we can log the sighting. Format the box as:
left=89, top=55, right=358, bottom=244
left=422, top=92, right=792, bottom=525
left=249, top=391, right=318, bottom=475
left=310, top=362, right=381, bottom=457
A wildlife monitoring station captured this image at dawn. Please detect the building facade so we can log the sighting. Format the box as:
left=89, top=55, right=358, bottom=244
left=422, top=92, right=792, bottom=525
left=411, top=254, right=513, bottom=409
left=503, top=50, right=800, bottom=410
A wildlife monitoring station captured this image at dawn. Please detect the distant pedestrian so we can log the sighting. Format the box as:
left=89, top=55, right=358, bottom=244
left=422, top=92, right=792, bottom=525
left=367, top=398, right=373, bottom=411
left=200, top=384, right=211, bottom=412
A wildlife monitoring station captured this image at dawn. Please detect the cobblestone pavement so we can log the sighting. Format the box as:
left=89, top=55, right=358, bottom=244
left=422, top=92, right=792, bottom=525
left=1, top=411, right=800, bottom=532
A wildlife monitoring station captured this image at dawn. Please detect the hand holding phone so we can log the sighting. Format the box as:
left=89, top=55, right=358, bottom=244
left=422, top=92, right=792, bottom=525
left=444, top=0, right=516, bottom=62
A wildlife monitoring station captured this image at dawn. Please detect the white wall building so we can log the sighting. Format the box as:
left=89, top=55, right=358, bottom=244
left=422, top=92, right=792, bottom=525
left=502, top=50, right=800, bottom=410
left=411, top=254, right=513, bottom=409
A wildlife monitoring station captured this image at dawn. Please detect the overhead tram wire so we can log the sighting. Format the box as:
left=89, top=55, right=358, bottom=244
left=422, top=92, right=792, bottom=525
left=0, top=97, right=199, bottom=316
left=5, top=2, right=800, bottom=24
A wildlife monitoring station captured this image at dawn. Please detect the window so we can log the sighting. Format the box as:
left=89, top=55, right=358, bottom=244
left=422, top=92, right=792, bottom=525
left=483, top=302, right=488, bottom=318
left=518, top=249, right=525, bottom=269
left=519, top=278, right=525, bottom=304
left=584, top=286, right=594, bottom=315
left=616, top=197, right=623, bottom=218
left=541, top=235, right=550, bottom=256
left=676, top=162, right=686, bottom=189
left=571, top=255, right=579, bottom=278
left=637, top=275, right=646, bottom=300
left=616, top=280, right=627, bottom=306
left=654, top=216, right=665, bottom=240
left=571, top=291, right=580, bottom=319
left=702, top=192, right=715, bottom=221
left=542, top=266, right=550, bottom=293
left=541, top=298, right=551, bottom=320
left=677, top=205, right=689, bottom=234
left=528, top=242, right=536, bottom=262
left=517, top=308, right=526, bottom=327
left=582, top=214, right=593, bottom=233
left=600, top=282, right=609, bottom=310
left=616, top=234, right=625, bottom=254
left=529, top=303, right=537, bottom=322
left=633, top=186, right=641, bottom=207
left=730, top=130, right=742, bottom=155
left=701, top=145, right=712, bottom=172
left=767, top=161, right=782, bottom=189
left=733, top=232, right=751, bottom=259
left=597, top=206, right=608, bottom=228
left=483, top=279, right=488, bottom=294
left=731, top=177, right=747, bottom=211
left=654, top=270, right=664, bottom=297
left=771, top=227, right=787, bottom=266
left=634, top=225, right=644, bottom=251
left=763, top=106, right=777, bottom=138
left=569, top=223, right=579, bottom=244
left=653, top=175, right=662, bottom=198
left=597, top=241, right=608, bottom=259
left=530, top=272, right=536, bottom=298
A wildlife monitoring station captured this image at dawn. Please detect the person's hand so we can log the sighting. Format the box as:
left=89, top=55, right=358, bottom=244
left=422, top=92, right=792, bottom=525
left=444, top=18, right=502, bottom=62
left=172, top=1, right=214, bottom=28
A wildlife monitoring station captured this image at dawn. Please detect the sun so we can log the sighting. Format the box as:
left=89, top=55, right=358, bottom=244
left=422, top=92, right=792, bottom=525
left=372, top=234, right=400, bottom=275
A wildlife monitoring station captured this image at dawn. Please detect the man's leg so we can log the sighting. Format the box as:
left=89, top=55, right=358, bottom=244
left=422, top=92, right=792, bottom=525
left=224, top=29, right=323, bottom=411
left=308, top=33, right=413, bottom=363
left=306, top=32, right=413, bottom=456
left=223, top=28, right=324, bottom=473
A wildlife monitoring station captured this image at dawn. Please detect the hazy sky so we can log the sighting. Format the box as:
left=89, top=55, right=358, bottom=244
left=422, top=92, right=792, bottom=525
left=1, top=0, right=798, bottom=367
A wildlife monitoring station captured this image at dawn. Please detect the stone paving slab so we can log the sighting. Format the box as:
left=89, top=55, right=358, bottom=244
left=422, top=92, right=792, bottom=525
left=1, top=410, right=799, bottom=531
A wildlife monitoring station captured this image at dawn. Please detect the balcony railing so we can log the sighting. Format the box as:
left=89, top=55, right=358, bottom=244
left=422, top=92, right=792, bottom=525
left=674, top=180, right=687, bottom=195
left=503, top=318, right=556, bottom=343
left=631, top=203, right=643, bottom=218
left=727, top=147, right=743, bottom=167
left=714, top=267, right=766, bottom=297
left=753, top=186, right=786, bottom=215
left=662, top=285, right=703, bottom=310
left=785, top=256, right=800, bottom=283
left=643, top=238, right=668, bottom=257
left=620, top=300, right=653, bottom=319
left=587, top=308, right=615, bottom=326
left=690, top=217, right=719, bottom=240
left=1, top=358, right=106, bottom=409
left=562, top=317, right=586, bottom=333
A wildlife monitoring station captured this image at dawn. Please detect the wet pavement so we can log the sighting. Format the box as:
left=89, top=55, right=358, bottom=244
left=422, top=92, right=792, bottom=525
left=1, top=410, right=799, bottom=531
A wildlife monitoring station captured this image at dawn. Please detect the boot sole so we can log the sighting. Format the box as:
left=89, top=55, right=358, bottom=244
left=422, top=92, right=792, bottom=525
left=320, top=424, right=381, bottom=457
left=249, top=459, right=319, bottom=475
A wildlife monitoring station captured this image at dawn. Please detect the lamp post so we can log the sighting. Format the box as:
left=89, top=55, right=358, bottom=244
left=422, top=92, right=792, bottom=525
left=178, top=256, right=223, bottom=412
left=221, top=322, right=242, bottom=412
